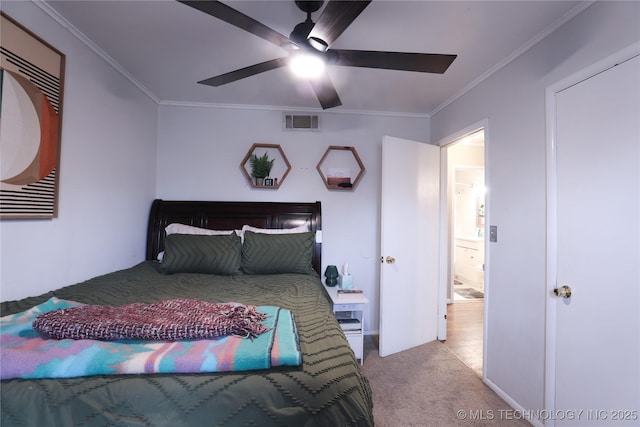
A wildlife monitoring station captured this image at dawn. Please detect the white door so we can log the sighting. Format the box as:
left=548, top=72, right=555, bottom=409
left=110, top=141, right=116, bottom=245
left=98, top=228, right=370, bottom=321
left=379, top=136, right=441, bottom=357
left=547, top=53, right=640, bottom=425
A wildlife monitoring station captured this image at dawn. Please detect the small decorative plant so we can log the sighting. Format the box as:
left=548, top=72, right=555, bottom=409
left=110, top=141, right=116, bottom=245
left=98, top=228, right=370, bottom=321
left=249, top=152, right=275, bottom=183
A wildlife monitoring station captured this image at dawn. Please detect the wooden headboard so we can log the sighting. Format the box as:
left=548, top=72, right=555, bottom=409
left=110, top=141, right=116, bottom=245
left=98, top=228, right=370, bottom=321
left=146, top=199, right=322, bottom=273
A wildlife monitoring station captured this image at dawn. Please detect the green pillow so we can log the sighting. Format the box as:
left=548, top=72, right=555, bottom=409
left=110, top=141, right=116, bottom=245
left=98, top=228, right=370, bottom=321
left=160, top=233, right=242, bottom=275
left=242, top=231, right=314, bottom=275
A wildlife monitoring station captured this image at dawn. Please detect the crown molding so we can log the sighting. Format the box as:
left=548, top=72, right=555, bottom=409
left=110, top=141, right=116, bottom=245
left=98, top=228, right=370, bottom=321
left=159, top=100, right=429, bottom=119
left=35, top=0, right=160, bottom=104
left=430, top=1, right=595, bottom=116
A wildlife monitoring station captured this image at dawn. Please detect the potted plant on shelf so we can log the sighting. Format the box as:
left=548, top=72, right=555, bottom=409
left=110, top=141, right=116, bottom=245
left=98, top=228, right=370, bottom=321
left=249, top=152, right=275, bottom=186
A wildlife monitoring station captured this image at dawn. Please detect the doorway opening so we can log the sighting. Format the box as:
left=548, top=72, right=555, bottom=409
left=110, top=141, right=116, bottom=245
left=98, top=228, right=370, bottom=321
left=443, top=129, right=485, bottom=376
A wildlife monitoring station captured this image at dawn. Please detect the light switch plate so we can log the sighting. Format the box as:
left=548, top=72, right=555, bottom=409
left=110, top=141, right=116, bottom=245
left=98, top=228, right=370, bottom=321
left=489, top=225, right=498, bottom=242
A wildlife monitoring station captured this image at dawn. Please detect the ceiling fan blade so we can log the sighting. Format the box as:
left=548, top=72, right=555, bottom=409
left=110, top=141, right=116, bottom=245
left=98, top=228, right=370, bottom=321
left=179, top=1, right=292, bottom=48
left=308, top=72, right=342, bottom=109
left=198, top=57, right=288, bottom=86
left=332, top=50, right=457, bottom=74
left=308, top=0, right=371, bottom=46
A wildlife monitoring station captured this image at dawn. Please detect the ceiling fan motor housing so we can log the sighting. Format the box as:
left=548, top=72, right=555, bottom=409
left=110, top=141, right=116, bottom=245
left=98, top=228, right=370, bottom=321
left=290, top=20, right=315, bottom=45
left=291, top=1, right=325, bottom=47
left=295, top=1, right=324, bottom=14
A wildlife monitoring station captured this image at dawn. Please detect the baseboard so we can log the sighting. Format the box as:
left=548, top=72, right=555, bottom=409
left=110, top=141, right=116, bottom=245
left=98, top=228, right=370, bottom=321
left=482, top=377, right=541, bottom=427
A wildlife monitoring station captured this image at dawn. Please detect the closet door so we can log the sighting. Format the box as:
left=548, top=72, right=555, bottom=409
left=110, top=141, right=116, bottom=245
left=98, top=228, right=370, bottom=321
left=550, top=54, right=639, bottom=425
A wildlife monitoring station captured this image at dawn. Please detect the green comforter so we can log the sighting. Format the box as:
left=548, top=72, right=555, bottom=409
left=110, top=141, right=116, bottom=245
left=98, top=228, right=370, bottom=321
left=1, top=262, right=374, bottom=426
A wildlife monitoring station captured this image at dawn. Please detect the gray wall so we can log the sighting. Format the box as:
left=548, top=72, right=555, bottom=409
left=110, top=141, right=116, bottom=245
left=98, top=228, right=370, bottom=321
left=156, top=105, right=429, bottom=333
left=431, top=0, right=640, bottom=415
left=1, top=2, right=158, bottom=301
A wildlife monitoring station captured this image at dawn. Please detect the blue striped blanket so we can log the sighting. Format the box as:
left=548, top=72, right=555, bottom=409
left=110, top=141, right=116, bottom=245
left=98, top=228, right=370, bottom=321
left=0, top=298, right=301, bottom=379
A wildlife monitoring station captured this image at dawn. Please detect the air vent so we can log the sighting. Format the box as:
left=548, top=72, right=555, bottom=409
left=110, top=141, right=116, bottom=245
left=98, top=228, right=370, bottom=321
left=283, top=113, right=319, bottom=131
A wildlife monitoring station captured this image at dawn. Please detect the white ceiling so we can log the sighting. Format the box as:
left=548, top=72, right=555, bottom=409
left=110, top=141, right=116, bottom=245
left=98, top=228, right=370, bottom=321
left=43, top=0, right=587, bottom=115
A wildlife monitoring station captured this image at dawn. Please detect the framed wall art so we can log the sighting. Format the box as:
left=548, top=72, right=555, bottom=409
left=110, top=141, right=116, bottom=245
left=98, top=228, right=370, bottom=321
left=1, top=12, right=65, bottom=219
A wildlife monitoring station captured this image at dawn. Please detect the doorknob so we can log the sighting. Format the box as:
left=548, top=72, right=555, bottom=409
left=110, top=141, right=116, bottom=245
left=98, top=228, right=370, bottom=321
left=553, top=285, right=572, bottom=299
left=381, top=256, right=396, bottom=264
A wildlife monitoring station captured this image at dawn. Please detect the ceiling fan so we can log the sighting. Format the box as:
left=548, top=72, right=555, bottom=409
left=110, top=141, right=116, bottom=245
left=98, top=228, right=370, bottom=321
left=178, top=0, right=457, bottom=109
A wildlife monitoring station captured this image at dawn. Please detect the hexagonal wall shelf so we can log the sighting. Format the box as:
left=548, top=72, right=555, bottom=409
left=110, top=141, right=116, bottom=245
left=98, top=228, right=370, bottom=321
left=317, top=146, right=365, bottom=190
left=241, top=143, right=291, bottom=189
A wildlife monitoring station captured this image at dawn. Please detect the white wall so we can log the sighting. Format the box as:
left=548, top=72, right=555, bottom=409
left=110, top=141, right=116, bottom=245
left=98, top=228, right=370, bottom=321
left=431, top=0, right=640, bottom=416
left=0, top=2, right=158, bottom=301
left=156, top=105, right=428, bottom=333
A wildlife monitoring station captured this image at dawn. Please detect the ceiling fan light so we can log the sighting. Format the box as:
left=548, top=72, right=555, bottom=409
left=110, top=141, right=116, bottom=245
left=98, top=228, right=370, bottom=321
left=308, top=37, right=328, bottom=52
left=289, top=53, right=326, bottom=79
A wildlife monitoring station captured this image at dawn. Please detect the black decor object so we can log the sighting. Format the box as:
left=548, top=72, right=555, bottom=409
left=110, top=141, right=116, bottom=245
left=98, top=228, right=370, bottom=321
left=324, top=264, right=339, bottom=286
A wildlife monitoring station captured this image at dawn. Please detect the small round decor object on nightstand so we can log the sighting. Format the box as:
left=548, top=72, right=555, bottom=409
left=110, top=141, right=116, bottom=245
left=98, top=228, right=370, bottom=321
left=324, top=265, right=339, bottom=286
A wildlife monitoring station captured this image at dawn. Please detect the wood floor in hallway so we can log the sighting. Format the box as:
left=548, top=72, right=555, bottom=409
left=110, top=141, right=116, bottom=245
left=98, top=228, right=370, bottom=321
left=444, top=300, right=483, bottom=375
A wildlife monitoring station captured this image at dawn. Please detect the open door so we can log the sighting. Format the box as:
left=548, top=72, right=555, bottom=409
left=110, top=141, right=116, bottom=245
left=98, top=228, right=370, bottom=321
left=379, top=136, right=441, bottom=357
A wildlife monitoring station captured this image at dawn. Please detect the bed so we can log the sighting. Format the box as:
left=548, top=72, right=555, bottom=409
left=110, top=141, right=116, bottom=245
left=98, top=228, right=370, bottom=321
left=1, top=199, right=374, bottom=426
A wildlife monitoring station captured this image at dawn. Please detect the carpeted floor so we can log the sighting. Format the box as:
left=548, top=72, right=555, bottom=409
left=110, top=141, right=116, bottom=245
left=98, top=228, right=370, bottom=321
left=361, top=336, right=529, bottom=426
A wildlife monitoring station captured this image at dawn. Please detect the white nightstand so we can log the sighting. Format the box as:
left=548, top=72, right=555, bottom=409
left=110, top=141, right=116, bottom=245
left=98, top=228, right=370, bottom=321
left=326, top=286, right=368, bottom=365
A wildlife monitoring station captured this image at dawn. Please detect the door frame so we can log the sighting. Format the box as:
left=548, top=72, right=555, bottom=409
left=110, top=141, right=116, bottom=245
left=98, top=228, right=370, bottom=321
left=436, top=119, right=489, bottom=379
left=544, top=42, right=640, bottom=423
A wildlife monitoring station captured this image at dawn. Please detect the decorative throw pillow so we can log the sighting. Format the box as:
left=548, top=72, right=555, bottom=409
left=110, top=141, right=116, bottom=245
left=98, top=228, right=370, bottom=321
left=241, top=231, right=315, bottom=275
left=158, top=224, right=241, bottom=262
left=160, top=233, right=242, bottom=275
